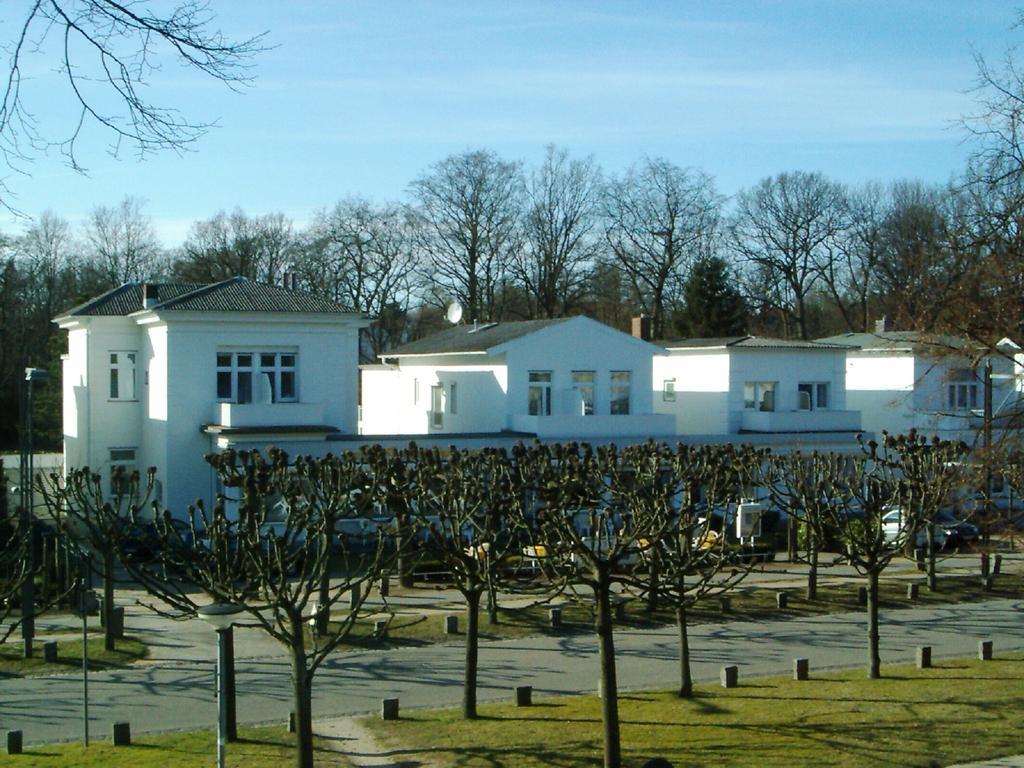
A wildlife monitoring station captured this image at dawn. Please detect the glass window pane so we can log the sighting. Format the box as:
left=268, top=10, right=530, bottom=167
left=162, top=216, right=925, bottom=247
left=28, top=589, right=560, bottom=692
left=237, top=354, right=252, bottom=368
left=261, top=353, right=276, bottom=368
left=217, top=353, right=231, bottom=367
left=110, top=368, right=119, bottom=399
left=110, top=353, right=118, bottom=364
left=529, top=371, right=551, bottom=383
left=280, top=371, right=295, bottom=400
left=217, top=372, right=232, bottom=400
left=744, top=383, right=755, bottom=409
left=237, top=372, right=252, bottom=403
left=281, top=354, right=295, bottom=368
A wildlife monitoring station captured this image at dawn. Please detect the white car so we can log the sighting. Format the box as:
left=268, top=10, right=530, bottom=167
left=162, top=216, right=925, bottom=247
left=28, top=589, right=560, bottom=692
left=881, top=508, right=947, bottom=549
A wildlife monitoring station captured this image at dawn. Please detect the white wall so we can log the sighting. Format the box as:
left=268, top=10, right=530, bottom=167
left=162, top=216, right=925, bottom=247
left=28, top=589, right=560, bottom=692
left=360, top=361, right=508, bottom=435
left=653, top=351, right=730, bottom=435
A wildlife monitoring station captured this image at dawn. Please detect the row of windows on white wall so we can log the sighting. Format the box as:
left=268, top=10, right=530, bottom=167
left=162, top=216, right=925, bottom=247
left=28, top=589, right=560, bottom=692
left=740, top=382, right=830, bottom=412
left=527, top=371, right=631, bottom=417
left=216, top=352, right=297, bottom=404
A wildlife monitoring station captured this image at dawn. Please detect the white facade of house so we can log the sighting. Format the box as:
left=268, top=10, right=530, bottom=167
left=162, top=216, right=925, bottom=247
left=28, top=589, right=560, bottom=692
left=652, top=338, right=862, bottom=443
left=57, top=280, right=367, bottom=515
left=361, top=316, right=675, bottom=439
left=819, top=332, right=1022, bottom=442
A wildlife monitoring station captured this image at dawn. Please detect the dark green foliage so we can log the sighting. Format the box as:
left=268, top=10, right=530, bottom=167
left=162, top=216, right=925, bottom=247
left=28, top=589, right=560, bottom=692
left=673, top=256, right=748, bottom=338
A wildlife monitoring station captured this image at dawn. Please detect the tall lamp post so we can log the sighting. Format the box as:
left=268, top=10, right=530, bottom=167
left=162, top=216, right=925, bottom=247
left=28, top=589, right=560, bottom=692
left=198, top=602, right=243, bottom=768
left=19, top=367, right=49, bottom=658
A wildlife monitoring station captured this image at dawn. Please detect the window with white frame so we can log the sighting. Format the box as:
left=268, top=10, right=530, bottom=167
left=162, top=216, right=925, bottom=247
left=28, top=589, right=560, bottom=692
left=572, top=371, right=595, bottom=415
left=449, top=382, right=458, bottom=415
left=744, top=381, right=776, bottom=412
left=431, top=385, right=444, bottom=428
left=528, top=371, right=552, bottom=416
left=610, top=371, right=631, bottom=415
left=947, top=369, right=978, bottom=411
left=216, top=351, right=297, bottom=404
left=662, top=379, right=676, bottom=402
left=108, top=447, right=137, bottom=494
left=798, top=382, right=830, bottom=410
left=109, top=351, right=137, bottom=400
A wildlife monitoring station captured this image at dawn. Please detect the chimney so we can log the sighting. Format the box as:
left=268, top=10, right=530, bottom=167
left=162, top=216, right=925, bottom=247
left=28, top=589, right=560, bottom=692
left=143, top=283, right=159, bottom=309
left=631, top=315, right=653, bottom=341
left=282, top=271, right=295, bottom=290
left=874, top=316, right=894, bottom=334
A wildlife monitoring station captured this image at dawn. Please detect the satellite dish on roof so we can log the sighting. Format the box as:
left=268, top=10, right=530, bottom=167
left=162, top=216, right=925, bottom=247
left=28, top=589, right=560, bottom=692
left=446, top=301, right=464, bottom=325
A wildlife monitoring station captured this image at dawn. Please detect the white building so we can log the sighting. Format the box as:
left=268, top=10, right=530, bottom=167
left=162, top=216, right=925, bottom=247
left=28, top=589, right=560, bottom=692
left=360, top=316, right=675, bottom=439
left=817, top=326, right=1022, bottom=443
left=652, top=336, right=863, bottom=449
left=56, top=278, right=368, bottom=514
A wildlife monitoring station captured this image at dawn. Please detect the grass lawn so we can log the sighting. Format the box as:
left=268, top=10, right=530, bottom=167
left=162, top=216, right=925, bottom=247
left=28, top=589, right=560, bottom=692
left=1, top=726, right=354, bottom=767
left=332, top=569, right=1023, bottom=649
left=0, top=636, right=147, bottom=677
left=366, top=653, right=1024, bottom=767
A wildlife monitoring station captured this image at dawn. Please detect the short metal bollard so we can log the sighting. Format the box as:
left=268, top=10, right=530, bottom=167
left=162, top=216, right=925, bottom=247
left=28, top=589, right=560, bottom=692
left=776, top=591, right=788, bottom=609
left=375, top=619, right=388, bottom=638
left=381, top=698, right=400, bottom=720
left=515, top=685, right=533, bottom=707
left=43, top=640, right=58, bottom=662
left=916, top=646, right=932, bottom=669
left=907, top=583, right=919, bottom=600
left=379, top=574, right=390, bottom=598
left=979, top=640, right=993, bottom=661
left=6, top=730, right=23, bottom=755
left=444, top=615, right=458, bottom=634
left=980, top=552, right=990, bottom=579
left=549, top=606, right=562, bottom=628
left=112, top=721, right=131, bottom=746
left=614, top=599, right=626, bottom=622
left=720, top=665, right=738, bottom=688
left=288, top=712, right=296, bottom=733
left=857, top=586, right=868, bottom=606
left=719, top=596, right=731, bottom=613
left=982, top=576, right=993, bottom=592
left=793, top=658, right=809, bottom=681
left=349, top=583, right=362, bottom=611
left=110, top=606, right=125, bottom=639
left=993, top=554, right=1002, bottom=575
left=914, top=548, right=926, bottom=572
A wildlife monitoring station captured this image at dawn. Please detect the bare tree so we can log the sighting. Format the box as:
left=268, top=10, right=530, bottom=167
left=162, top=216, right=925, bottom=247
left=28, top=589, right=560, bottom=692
left=514, top=145, right=602, bottom=318
left=174, top=209, right=292, bottom=285
left=300, top=199, right=418, bottom=356
left=0, top=503, right=32, bottom=643
left=86, top=196, right=162, bottom=287
left=410, top=149, right=524, bottom=323
left=604, top=158, right=720, bottom=339
left=0, top=1, right=264, bottom=209
left=730, top=171, right=847, bottom=340
left=114, top=448, right=396, bottom=768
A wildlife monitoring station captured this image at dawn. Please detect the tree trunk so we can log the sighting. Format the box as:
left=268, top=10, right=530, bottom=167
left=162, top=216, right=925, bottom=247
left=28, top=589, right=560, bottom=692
left=102, top=551, right=115, bottom=652
left=676, top=601, right=692, bottom=698
left=595, top=571, right=622, bottom=768
left=463, top=588, right=481, bottom=719
left=866, top=568, right=881, bottom=679
left=926, top=522, right=937, bottom=591
left=397, top=513, right=414, bottom=588
left=646, top=548, right=660, bottom=613
left=315, top=567, right=330, bottom=635
left=289, top=620, right=314, bottom=768
left=486, top=581, right=499, bottom=624
left=806, top=537, right=818, bottom=601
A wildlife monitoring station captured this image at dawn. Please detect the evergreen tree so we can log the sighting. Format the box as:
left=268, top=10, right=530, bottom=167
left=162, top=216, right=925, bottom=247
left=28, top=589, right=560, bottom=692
left=674, top=256, right=748, bottom=337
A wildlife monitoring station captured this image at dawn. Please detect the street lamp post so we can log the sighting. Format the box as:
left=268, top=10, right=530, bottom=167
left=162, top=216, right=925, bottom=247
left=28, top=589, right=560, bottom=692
left=19, top=367, right=49, bottom=659
left=198, top=603, right=243, bottom=768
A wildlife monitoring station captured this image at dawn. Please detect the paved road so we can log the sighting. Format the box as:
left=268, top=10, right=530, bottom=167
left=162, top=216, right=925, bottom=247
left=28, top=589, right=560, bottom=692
left=3, top=597, right=1022, bottom=746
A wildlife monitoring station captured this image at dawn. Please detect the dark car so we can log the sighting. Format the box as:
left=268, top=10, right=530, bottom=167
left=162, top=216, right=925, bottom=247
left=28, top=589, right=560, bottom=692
left=935, top=510, right=980, bottom=550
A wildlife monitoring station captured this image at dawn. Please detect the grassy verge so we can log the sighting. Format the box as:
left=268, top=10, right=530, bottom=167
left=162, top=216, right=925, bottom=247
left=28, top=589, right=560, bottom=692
left=0, top=636, right=148, bottom=677
left=1, top=726, right=353, bottom=767
left=366, top=653, right=1024, bottom=768
left=331, top=569, right=1023, bottom=649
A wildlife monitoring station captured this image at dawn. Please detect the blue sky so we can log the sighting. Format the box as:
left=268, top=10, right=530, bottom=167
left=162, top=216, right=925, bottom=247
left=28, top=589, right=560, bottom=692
left=1, top=0, right=1016, bottom=245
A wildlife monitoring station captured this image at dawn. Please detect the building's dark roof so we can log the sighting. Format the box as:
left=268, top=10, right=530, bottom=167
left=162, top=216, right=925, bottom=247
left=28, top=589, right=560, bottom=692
left=382, top=318, right=571, bottom=357
left=58, top=277, right=358, bottom=317
left=660, top=335, right=850, bottom=351
left=816, top=331, right=967, bottom=351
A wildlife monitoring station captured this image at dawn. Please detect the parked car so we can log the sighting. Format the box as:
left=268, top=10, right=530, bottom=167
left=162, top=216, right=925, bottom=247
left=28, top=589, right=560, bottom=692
left=881, top=507, right=947, bottom=549
left=934, top=510, right=979, bottom=550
